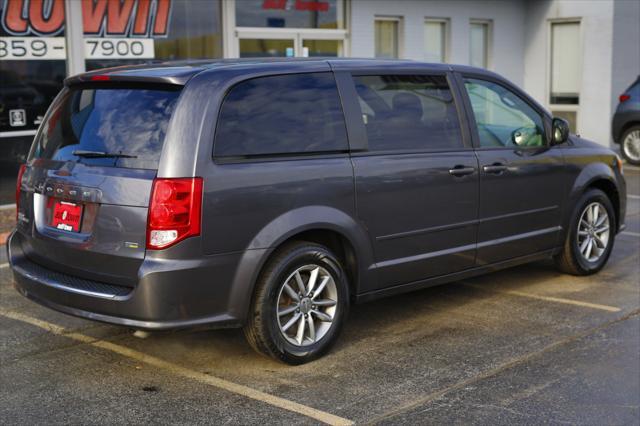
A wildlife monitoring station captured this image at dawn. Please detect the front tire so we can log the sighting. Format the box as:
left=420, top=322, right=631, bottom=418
left=243, top=241, right=349, bottom=364
left=620, top=125, right=640, bottom=166
left=555, top=189, right=616, bottom=275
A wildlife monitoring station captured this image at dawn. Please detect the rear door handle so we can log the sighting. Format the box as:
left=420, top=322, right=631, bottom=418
left=482, top=164, right=508, bottom=174
left=449, top=166, right=476, bottom=177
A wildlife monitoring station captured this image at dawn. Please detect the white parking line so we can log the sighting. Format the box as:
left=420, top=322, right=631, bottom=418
left=0, top=263, right=9, bottom=269
left=0, top=309, right=353, bottom=426
left=0, top=203, right=16, bottom=211
left=463, top=283, right=621, bottom=312
left=621, top=231, right=640, bottom=238
left=628, top=194, right=640, bottom=200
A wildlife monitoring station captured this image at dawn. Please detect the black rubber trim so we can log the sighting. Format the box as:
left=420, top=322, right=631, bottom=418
left=12, top=255, right=132, bottom=299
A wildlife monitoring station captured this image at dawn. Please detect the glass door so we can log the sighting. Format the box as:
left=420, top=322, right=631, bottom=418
left=237, top=31, right=344, bottom=58
left=237, top=31, right=297, bottom=58
left=301, top=39, right=343, bottom=57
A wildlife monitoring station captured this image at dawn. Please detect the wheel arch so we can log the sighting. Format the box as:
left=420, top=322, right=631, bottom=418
left=228, top=206, right=376, bottom=324
left=587, top=179, right=620, bottom=230
left=617, top=120, right=640, bottom=144
left=564, top=163, right=622, bottom=235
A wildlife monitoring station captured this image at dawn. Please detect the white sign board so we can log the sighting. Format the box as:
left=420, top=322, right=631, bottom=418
left=0, top=37, right=66, bottom=60
left=0, top=37, right=155, bottom=60
left=84, top=38, right=155, bottom=59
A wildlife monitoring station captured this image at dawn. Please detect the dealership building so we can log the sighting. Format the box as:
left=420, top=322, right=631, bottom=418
left=1, top=0, right=639, bottom=168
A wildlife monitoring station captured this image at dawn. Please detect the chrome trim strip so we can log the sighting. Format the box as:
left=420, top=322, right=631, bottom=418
left=0, top=130, right=37, bottom=138
left=376, top=205, right=559, bottom=241
left=478, top=205, right=559, bottom=223
left=374, top=226, right=561, bottom=270
left=376, top=219, right=478, bottom=241
left=476, top=226, right=562, bottom=248
left=374, top=242, right=477, bottom=269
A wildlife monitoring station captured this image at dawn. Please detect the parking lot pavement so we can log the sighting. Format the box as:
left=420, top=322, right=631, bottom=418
left=1, top=169, right=638, bottom=425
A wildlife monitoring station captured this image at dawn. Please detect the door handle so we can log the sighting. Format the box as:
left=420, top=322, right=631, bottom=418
left=482, top=164, right=508, bottom=174
left=449, top=166, right=476, bottom=177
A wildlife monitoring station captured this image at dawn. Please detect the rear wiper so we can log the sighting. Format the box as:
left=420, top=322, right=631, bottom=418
left=72, top=150, right=137, bottom=159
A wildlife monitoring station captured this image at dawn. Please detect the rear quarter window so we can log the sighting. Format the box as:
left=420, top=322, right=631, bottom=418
left=214, top=72, right=348, bottom=158
left=32, top=85, right=181, bottom=169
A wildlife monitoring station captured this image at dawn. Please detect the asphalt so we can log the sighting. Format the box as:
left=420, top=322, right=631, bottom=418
left=0, top=168, right=638, bottom=425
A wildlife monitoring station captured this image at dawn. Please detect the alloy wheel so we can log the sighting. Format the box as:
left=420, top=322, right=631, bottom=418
left=622, top=130, right=640, bottom=163
left=577, top=202, right=610, bottom=263
left=276, top=265, right=338, bottom=347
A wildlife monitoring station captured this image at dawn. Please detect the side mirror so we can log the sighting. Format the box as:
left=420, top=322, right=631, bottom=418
left=551, top=117, right=570, bottom=145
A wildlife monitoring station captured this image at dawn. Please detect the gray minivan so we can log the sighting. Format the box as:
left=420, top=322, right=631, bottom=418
left=9, top=59, right=627, bottom=364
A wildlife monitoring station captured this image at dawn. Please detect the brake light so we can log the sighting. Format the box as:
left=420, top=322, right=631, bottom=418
left=90, top=75, right=110, bottom=81
left=15, top=164, right=26, bottom=220
left=619, top=94, right=630, bottom=102
left=147, top=177, right=203, bottom=249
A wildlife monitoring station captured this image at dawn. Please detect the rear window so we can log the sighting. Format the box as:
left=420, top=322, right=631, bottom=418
left=214, top=72, right=348, bottom=158
left=32, top=86, right=181, bottom=169
left=354, top=75, right=463, bottom=152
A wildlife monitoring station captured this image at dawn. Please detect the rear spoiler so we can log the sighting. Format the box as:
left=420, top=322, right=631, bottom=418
left=65, top=66, right=200, bottom=87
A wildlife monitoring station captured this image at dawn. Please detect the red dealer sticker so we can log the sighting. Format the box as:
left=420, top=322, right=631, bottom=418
left=51, top=200, right=83, bottom=232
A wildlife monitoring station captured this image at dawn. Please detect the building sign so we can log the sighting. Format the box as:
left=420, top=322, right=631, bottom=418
left=262, top=0, right=330, bottom=12
left=0, top=36, right=65, bottom=59
left=0, top=0, right=173, bottom=59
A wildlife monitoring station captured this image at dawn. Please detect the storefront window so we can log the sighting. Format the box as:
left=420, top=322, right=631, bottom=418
left=236, top=0, right=341, bottom=29
left=239, top=39, right=294, bottom=58
left=0, top=0, right=66, bottom=136
left=302, top=39, right=342, bottom=57
left=85, top=0, right=223, bottom=71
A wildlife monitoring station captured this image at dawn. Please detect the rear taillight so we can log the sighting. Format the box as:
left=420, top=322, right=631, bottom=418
left=619, top=94, right=630, bottom=102
left=15, top=164, right=26, bottom=220
left=147, top=177, right=203, bottom=249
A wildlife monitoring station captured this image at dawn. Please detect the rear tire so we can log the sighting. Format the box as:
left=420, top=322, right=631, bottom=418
left=243, top=241, right=349, bottom=364
left=555, top=189, right=616, bottom=275
left=620, top=125, right=640, bottom=166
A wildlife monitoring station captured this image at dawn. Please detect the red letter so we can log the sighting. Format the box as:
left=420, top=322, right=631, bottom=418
left=3, top=0, right=29, bottom=34
left=133, top=0, right=151, bottom=36
left=106, top=0, right=135, bottom=35
left=152, top=0, right=170, bottom=36
left=29, top=0, right=65, bottom=35
left=262, top=0, right=286, bottom=10
left=82, top=0, right=107, bottom=35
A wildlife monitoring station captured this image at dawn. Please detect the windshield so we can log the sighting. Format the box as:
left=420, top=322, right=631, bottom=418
left=31, top=85, right=181, bottom=169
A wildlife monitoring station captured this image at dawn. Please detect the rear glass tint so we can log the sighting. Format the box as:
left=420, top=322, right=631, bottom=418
left=32, top=86, right=181, bottom=169
left=354, top=75, right=463, bottom=152
left=214, top=72, right=348, bottom=158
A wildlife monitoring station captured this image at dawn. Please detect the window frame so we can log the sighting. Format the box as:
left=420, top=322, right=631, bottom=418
left=455, top=72, right=553, bottom=151
left=374, top=16, right=403, bottom=59
left=469, top=19, right=493, bottom=69
left=424, top=18, right=450, bottom=63
left=211, top=71, right=350, bottom=163
left=345, top=70, right=473, bottom=157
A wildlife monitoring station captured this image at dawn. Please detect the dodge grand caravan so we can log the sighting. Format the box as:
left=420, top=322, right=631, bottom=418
left=9, top=59, right=627, bottom=364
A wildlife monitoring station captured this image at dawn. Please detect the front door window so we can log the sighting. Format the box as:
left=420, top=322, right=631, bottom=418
left=464, top=78, right=545, bottom=148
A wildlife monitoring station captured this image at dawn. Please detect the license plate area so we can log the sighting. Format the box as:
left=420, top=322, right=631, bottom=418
left=50, top=199, right=84, bottom=232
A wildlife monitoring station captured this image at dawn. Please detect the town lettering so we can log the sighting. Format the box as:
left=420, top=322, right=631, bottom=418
left=2, top=0, right=172, bottom=37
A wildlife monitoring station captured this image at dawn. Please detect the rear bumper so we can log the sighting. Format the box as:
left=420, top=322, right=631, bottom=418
left=8, top=230, right=267, bottom=330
